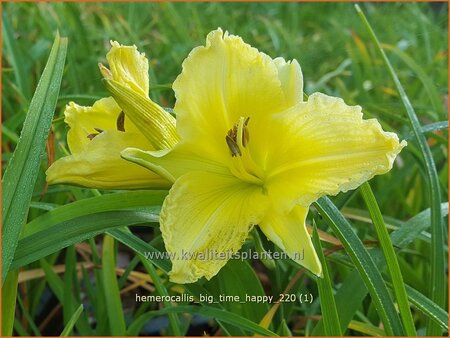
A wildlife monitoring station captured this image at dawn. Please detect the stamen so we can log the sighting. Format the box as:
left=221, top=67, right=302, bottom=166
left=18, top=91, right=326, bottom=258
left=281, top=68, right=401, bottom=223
left=116, top=111, right=125, bottom=132
left=225, top=117, right=250, bottom=157
left=225, top=116, right=264, bottom=185
left=87, top=128, right=105, bottom=140
left=87, top=133, right=98, bottom=140
left=226, top=134, right=241, bottom=157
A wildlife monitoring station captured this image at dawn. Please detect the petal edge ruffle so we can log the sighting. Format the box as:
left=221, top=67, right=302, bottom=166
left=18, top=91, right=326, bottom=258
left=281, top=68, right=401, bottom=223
left=160, top=171, right=268, bottom=283
left=265, top=92, right=406, bottom=212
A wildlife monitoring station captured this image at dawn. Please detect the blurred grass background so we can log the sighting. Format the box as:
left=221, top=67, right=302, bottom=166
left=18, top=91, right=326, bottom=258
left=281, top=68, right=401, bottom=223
left=2, top=2, right=448, bottom=336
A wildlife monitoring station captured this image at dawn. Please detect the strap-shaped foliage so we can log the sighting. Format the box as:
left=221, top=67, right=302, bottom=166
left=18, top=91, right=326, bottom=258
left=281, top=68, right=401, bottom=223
left=2, top=33, right=67, bottom=283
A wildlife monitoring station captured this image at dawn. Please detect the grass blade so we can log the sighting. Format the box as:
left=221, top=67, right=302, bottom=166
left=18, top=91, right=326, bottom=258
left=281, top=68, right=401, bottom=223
left=87, top=239, right=109, bottom=336
left=401, top=283, right=448, bottom=331
left=107, top=228, right=171, bottom=273
left=1, top=270, right=18, bottom=336
left=40, top=259, right=92, bottom=335
left=404, top=121, right=448, bottom=141
left=355, top=5, right=445, bottom=335
left=63, top=246, right=77, bottom=328
left=380, top=43, right=445, bottom=118
left=12, top=210, right=158, bottom=270
left=12, top=191, right=165, bottom=270
left=16, top=295, right=41, bottom=336
left=312, top=268, right=366, bottom=335
left=2, top=11, right=30, bottom=101
left=127, top=305, right=278, bottom=336
left=360, top=182, right=416, bottom=336
left=2, top=33, right=67, bottom=283
left=102, top=235, right=126, bottom=335
left=21, top=190, right=167, bottom=238
left=313, top=202, right=449, bottom=335
left=108, top=228, right=248, bottom=336
left=315, top=197, right=404, bottom=335
left=311, top=222, right=342, bottom=336
left=60, top=304, right=84, bottom=336
left=348, top=320, right=385, bottom=336
left=214, top=259, right=269, bottom=332
left=139, top=256, right=183, bottom=336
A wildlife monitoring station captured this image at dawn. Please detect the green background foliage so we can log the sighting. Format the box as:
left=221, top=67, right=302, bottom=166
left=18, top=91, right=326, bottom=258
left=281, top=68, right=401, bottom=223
left=2, top=2, right=448, bottom=336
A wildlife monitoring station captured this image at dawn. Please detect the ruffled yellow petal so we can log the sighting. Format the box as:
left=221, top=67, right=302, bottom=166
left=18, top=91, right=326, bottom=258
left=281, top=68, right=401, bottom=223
left=122, top=141, right=228, bottom=183
left=64, top=97, right=142, bottom=154
left=65, top=97, right=119, bottom=154
left=273, top=57, right=303, bottom=106
left=172, top=28, right=289, bottom=164
left=259, top=205, right=322, bottom=276
left=160, top=171, right=268, bottom=283
left=46, top=130, right=170, bottom=189
left=106, top=41, right=149, bottom=97
left=265, top=92, right=406, bottom=211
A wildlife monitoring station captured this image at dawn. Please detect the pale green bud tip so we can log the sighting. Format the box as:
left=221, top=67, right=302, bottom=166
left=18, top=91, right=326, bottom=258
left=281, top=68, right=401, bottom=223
left=98, top=63, right=112, bottom=80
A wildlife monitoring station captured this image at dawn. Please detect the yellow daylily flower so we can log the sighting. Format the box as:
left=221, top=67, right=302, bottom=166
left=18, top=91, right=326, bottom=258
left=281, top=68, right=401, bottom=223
left=46, top=42, right=175, bottom=189
left=46, top=97, right=171, bottom=189
left=123, top=28, right=407, bottom=284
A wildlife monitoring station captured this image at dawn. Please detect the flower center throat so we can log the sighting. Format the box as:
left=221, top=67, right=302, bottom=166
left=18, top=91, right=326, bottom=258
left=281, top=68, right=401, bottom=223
left=225, top=116, right=264, bottom=186
left=225, top=116, right=250, bottom=157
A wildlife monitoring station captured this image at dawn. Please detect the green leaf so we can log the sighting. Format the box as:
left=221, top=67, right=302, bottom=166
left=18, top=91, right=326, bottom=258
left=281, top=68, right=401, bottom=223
left=127, top=305, right=278, bottom=336
left=2, top=32, right=67, bottom=284
left=139, top=255, right=183, bottom=336
left=40, top=259, right=92, bottom=335
left=63, top=246, right=76, bottom=327
left=109, top=228, right=255, bottom=336
left=109, top=229, right=227, bottom=311
left=360, top=182, right=416, bottom=336
left=87, top=238, right=109, bottom=335
left=1, top=270, right=18, bottom=336
left=215, top=259, right=269, bottom=324
left=355, top=5, right=446, bottom=335
left=276, top=319, right=292, bottom=336
left=2, top=12, right=30, bottom=100
left=313, top=202, right=449, bottom=335
left=348, top=320, right=385, bottom=336
left=21, top=190, right=167, bottom=238
left=404, top=121, right=448, bottom=141
left=107, top=228, right=171, bottom=273
left=311, top=222, right=342, bottom=336
left=40, top=259, right=64, bottom=299
left=380, top=44, right=445, bottom=118
left=401, top=283, right=448, bottom=331
left=16, top=294, right=41, bottom=336
left=102, top=235, right=127, bottom=335
left=60, top=304, right=84, bottom=336
left=12, top=191, right=166, bottom=270
left=12, top=210, right=158, bottom=270
left=2, top=125, right=20, bottom=145
left=312, top=268, right=367, bottom=335
left=13, top=319, right=29, bottom=336
left=389, top=203, right=448, bottom=248
left=315, top=197, right=404, bottom=336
